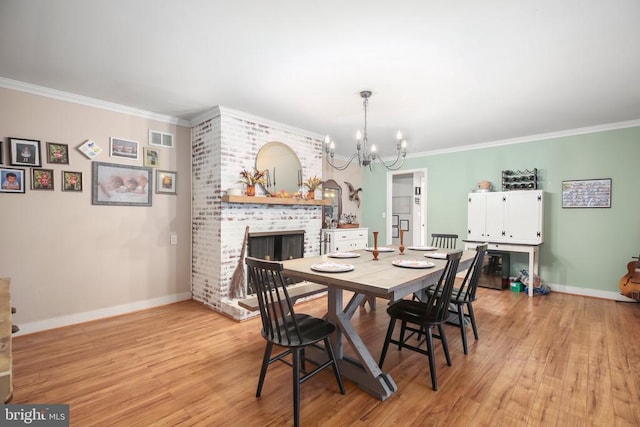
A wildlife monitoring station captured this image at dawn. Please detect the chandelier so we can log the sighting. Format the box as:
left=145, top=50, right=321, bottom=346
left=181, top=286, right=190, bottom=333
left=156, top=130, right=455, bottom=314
left=324, top=90, right=408, bottom=170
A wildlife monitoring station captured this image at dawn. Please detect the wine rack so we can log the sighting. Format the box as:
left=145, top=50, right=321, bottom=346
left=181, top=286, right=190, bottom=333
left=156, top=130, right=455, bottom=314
left=502, top=168, right=538, bottom=191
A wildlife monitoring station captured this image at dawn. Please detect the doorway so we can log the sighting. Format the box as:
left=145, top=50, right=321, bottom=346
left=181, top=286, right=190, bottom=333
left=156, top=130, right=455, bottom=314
left=385, top=168, right=427, bottom=246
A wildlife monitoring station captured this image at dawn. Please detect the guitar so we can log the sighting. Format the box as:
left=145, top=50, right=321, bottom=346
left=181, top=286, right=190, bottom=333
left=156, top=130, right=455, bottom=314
left=619, top=254, right=640, bottom=300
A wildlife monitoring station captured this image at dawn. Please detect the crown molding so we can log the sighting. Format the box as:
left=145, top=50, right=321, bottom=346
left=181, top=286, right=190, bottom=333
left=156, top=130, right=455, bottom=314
left=0, top=76, right=191, bottom=127
left=408, top=119, right=640, bottom=159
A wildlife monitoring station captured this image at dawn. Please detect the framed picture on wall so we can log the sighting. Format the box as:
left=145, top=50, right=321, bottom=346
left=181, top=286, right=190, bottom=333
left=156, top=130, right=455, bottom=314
left=143, top=147, right=161, bottom=167
left=110, top=137, right=139, bottom=160
left=0, top=141, right=3, bottom=164
left=156, top=170, right=177, bottom=194
left=392, top=227, right=399, bottom=238
left=0, top=167, right=26, bottom=193
left=31, top=168, right=54, bottom=190
left=46, top=142, right=69, bottom=164
left=92, top=162, right=152, bottom=206
left=62, top=171, right=83, bottom=192
left=400, top=219, right=409, bottom=231
left=9, top=137, right=41, bottom=167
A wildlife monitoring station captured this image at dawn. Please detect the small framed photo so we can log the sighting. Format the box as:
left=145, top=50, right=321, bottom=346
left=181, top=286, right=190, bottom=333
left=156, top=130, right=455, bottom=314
left=31, top=168, right=54, bottom=190
left=9, top=137, right=41, bottom=167
left=392, top=227, right=399, bottom=238
left=78, top=139, right=102, bottom=159
left=1, top=167, right=26, bottom=193
left=110, top=137, right=139, bottom=160
left=156, top=170, right=177, bottom=194
left=392, top=215, right=399, bottom=227
left=92, top=162, right=152, bottom=206
left=143, top=147, right=161, bottom=167
left=400, top=219, right=409, bottom=231
left=62, top=171, right=83, bottom=192
left=0, top=141, right=3, bottom=164
left=46, top=142, right=69, bottom=164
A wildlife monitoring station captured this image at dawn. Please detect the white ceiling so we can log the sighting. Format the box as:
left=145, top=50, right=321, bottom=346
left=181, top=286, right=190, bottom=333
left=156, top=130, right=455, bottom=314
left=1, top=0, right=639, bottom=157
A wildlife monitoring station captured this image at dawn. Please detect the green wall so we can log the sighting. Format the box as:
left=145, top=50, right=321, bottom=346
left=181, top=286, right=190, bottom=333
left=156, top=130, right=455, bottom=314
left=362, top=126, right=640, bottom=293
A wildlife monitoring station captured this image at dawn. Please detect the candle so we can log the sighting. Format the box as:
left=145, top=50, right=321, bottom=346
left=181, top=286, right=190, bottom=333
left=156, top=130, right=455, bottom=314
left=273, top=168, right=276, bottom=188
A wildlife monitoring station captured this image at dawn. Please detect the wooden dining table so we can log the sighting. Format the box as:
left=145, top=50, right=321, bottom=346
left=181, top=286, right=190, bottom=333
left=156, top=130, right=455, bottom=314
left=281, top=246, right=476, bottom=401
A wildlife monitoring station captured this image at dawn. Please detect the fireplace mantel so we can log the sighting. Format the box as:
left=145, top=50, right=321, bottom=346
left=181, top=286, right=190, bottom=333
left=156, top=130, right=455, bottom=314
left=221, top=195, right=329, bottom=206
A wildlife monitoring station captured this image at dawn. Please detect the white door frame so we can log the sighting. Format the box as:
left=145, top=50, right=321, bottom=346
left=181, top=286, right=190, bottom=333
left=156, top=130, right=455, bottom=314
left=385, top=168, right=427, bottom=246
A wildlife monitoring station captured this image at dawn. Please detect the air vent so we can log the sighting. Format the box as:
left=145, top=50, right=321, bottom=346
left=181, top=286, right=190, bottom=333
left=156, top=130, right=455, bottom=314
left=149, top=130, right=174, bottom=148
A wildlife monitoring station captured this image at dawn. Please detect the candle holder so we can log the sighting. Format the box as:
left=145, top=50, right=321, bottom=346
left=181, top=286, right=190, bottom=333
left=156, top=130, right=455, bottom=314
left=399, top=229, right=405, bottom=255
left=372, top=231, right=379, bottom=261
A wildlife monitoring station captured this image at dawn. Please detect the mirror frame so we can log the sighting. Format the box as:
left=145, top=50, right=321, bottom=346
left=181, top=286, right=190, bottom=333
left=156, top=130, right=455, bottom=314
left=322, top=179, right=342, bottom=228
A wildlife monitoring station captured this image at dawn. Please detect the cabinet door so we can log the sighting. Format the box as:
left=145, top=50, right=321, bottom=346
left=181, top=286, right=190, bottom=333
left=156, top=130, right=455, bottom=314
left=467, top=193, right=487, bottom=240
left=485, top=192, right=506, bottom=241
left=504, top=191, right=543, bottom=244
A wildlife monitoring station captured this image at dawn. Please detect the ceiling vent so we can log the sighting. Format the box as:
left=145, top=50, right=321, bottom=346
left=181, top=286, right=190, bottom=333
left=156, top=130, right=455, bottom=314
left=149, top=129, right=174, bottom=148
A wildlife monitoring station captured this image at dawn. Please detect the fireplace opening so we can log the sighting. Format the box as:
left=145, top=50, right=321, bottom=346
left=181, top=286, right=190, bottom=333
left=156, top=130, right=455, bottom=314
left=247, top=230, right=305, bottom=293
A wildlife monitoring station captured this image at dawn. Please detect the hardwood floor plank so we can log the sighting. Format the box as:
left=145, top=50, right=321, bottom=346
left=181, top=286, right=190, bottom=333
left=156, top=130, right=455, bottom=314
left=10, top=291, right=640, bottom=426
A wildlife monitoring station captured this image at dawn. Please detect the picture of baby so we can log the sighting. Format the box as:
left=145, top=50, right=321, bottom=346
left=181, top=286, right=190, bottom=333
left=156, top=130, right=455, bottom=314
left=1, top=169, right=24, bottom=193
left=2, top=172, right=20, bottom=190
left=93, top=162, right=152, bottom=206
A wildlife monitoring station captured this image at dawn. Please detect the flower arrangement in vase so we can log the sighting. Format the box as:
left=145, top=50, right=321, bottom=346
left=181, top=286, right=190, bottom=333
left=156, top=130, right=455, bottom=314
left=303, top=176, right=322, bottom=200
left=238, top=168, right=266, bottom=196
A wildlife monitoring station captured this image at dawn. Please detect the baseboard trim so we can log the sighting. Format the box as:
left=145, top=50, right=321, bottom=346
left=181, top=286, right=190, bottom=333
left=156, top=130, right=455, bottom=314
left=549, top=284, right=636, bottom=302
left=15, top=292, right=193, bottom=336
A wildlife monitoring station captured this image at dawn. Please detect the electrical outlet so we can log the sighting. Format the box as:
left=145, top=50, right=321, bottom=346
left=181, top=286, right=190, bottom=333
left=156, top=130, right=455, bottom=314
left=170, top=234, right=178, bottom=245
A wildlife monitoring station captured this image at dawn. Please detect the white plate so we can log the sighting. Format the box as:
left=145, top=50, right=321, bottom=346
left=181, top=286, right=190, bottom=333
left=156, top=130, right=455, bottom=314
left=407, top=246, right=437, bottom=251
left=365, top=247, right=395, bottom=253
left=424, top=252, right=448, bottom=259
left=392, top=259, right=436, bottom=269
left=310, top=262, right=355, bottom=273
left=327, top=252, right=361, bottom=259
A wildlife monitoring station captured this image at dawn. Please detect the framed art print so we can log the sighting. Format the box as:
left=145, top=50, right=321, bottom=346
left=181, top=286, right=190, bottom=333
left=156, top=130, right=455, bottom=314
left=9, top=137, right=41, bottom=167
left=62, top=171, right=83, bottom=192
left=31, top=168, right=54, bottom=190
left=562, top=178, right=612, bottom=208
left=144, top=147, right=160, bottom=167
left=0, top=167, right=25, bottom=193
left=47, top=142, right=69, bottom=164
left=92, top=162, right=152, bottom=206
left=400, top=219, right=409, bottom=231
left=78, top=139, right=102, bottom=159
left=156, top=170, right=177, bottom=194
left=110, top=137, right=139, bottom=160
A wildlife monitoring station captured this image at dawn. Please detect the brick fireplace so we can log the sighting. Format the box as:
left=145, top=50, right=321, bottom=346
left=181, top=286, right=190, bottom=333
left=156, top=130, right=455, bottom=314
left=191, top=106, right=324, bottom=320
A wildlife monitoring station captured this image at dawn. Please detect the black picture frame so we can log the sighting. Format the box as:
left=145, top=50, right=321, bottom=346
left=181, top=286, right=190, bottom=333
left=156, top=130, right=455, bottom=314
left=92, top=162, right=152, bottom=206
left=9, top=137, right=41, bottom=167
left=46, top=142, right=70, bottom=164
left=0, top=167, right=26, bottom=193
left=31, top=168, right=55, bottom=190
left=62, top=171, right=83, bottom=192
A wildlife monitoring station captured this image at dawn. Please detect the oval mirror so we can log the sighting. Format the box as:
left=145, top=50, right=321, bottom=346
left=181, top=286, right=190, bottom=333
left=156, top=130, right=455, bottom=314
left=256, top=142, right=302, bottom=196
left=322, top=179, right=342, bottom=228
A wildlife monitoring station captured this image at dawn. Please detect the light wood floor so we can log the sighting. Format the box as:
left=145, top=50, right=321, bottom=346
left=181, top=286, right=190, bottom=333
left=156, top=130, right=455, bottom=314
left=12, top=288, right=640, bottom=426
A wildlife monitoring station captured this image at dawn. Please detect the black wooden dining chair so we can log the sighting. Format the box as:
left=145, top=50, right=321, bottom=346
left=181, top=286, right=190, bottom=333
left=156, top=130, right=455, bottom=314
left=427, top=243, right=487, bottom=354
left=379, top=250, right=463, bottom=391
left=431, top=233, right=458, bottom=249
left=245, top=257, right=345, bottom=427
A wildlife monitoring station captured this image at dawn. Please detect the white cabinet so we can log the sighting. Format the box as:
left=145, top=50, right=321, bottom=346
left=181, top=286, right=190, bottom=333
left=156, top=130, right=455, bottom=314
left=467, top=190, right=543, bottom=244
left=321, top=228, right=369, bottom=254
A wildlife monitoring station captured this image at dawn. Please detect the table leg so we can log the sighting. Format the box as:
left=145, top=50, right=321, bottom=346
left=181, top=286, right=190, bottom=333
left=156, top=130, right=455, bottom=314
left=323, top=288, right=397, bottom=400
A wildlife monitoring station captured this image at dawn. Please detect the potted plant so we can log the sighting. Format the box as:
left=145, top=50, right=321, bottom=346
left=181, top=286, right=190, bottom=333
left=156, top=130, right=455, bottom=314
left=238, top=168, right=266, bottom=196
left=303, top=176, right=323, bottom=199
